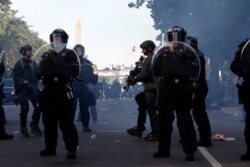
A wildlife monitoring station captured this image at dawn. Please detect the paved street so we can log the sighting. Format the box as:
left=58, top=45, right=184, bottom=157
left=0, top=99, right=249, bottom=167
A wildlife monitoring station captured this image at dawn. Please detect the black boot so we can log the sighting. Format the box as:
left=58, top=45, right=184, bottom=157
left=241, top=151, right=250, bottom=161
left=83, top=127, right=92, bottom=132
left=185, top=154, right=195, bottom=161
left=127, top=126, right=145, bottom=138
left=21, top=127, right=30, bottom=138
left=144, top=132, right=159, bottom=141
left=40, top=148, right=56, bottom=156
left=20, top=111, right=29, bottom=138
left=67, top=151, right=76, bottom=159
left=147, top=109, right=160, bottom=141
left=197, top=140, right=212, bottom=147
left=30, top=122, right=43, bottom=136
left=0, top=132, right=14, bottom=140
left=153, top=151, right=170, bottom=158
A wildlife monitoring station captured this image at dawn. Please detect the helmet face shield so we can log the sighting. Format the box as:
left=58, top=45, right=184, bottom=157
left=167, top=26, right=186, bottom=42
left=73, top=44, right=85, bottom=57
left=168, top=32, right=184, bottom=42
left=52, top=42, right=66, bottom=53
left=51, top=35, right=66, bottom=53
left=52, top=34, right=63, bottom=42
left=240, top=39, right=250, bottom=71
left=152, top=41, right=201, bottom=86
left=49, top=29, right=69, bottom=53
left=76, top=47, right=84, bottom=57
left=50, top=28, right=69, bottom=44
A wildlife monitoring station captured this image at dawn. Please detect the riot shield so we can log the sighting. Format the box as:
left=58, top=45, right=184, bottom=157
left=152, top=41, right=201, bottom=89
left=34, top=43, right=80, bottom=81
left=240, top=39, right=250, bottom=70
left=77, top=61, right=98, bottom=85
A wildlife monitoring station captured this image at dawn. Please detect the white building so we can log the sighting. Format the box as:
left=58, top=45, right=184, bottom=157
left=97, top=65, right=134, bottom=84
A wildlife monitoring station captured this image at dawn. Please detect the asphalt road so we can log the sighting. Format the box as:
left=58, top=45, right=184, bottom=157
left=0, top=99, right=249, bottom=167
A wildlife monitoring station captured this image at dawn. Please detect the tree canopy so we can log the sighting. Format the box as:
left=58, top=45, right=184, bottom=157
left=0, top=0, right=46, bottom=74
left=129, top=0, right=250, bottom=65
left=129, top=0, right=250, bottom=104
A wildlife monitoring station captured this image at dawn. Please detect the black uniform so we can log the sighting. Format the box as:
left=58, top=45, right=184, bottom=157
left=153, top=44, right=197, bottom=160
left=0, top=60, right=13, bottom=140
left=157, top=81, right=197, bottom=156
left=0, top=76, right=6, bottom=136
left=12, top=57, right=42, bottom=137
left=72, top=57, right=97, bottom=132
left=230, top=39, right=250, bottom=160
left=127, top=91, right=148, bottom=137
left=135, top=91, right=147, bottom=130
left=192, top=49, right=212, bottom=146
left=36, top=48, right=79, bottom=154
left=127, top=56, right=159, bottom=140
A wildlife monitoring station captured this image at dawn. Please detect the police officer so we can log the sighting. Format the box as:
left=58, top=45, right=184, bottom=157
left=0, top=49, right=13, bottom=140
left=72, top=44, right=98, bottom=132
left=89, top=89, right=97, bottom=123
left=186, top=36, right=212, bottom=147
left=230, top=39, right=250, bottom=160
left=12, top=45, right=42, bottom=138
left=36, top=29, right=79, bottom=159
left=127, top=91, right=147, bottom=138
left=152, top=26, right=197, bottom=161
left=127, top=40, right=159, bottom=141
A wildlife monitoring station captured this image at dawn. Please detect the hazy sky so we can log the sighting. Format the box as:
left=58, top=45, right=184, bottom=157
left=11, top=0, right=160, bottom=69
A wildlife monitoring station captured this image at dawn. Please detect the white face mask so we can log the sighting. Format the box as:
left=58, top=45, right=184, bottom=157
left=53, top=42, right=66, bottom=53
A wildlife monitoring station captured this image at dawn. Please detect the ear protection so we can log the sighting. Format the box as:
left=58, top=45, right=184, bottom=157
left=19, top=47, right=26, bottom=56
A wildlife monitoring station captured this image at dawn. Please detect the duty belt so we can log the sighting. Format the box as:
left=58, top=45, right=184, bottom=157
left=143, top=82, right=158, bottom=91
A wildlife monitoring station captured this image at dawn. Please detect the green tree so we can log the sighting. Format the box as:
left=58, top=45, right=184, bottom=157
left=0, top=0, right=46, bottom=74
left=129, top=0, right=250, bottom=105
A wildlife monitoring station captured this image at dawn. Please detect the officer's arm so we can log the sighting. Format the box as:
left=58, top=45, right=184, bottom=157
left=135, top=61, right=151, bottom=82
left=12, top=61, right=25, bottom=85
left=230, top=49, right=244, bottom=77
left=199, top=55, right=206, bottom=80
left=0, top=63, right=5, bottom=80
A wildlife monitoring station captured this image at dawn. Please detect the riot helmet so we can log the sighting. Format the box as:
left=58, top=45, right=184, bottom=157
left=49, top=28, right=69, bottom=44
left=20, top=44, right=32, bottom=56
left=167, top=26, right=186, bottom=42
left=186, top=36, right=198, bottom=49
left=73, top=44, right=85, bottom=57
left=49, top=28, right=68, bottom=53
left=140, top=40, right=156, bottom=52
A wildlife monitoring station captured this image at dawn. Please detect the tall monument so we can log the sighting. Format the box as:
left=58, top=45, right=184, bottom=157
left=75, top=19, right=82, bottom=44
